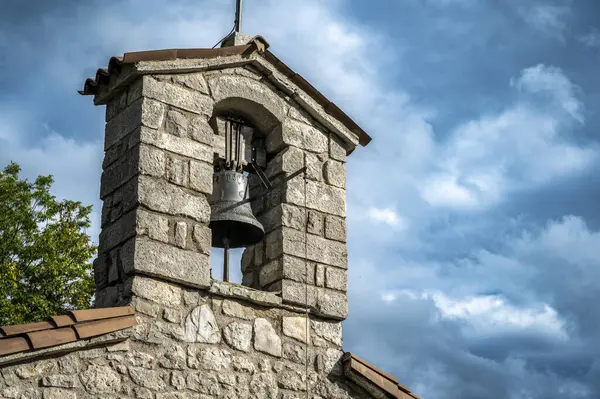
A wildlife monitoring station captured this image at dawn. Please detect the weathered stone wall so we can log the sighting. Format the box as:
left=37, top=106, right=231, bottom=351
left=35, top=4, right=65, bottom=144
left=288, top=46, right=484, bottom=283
left=0, top=61, right=364, bottom=399
left=0, top=279, right=368, bottom=399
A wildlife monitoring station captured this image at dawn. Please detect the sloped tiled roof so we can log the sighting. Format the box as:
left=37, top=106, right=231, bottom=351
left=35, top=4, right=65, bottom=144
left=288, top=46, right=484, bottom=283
left=343, top=352, right=421, bottom=399
left=78, top=35, right=372, bottom=148
left=0, top=306, right=137, bottom=357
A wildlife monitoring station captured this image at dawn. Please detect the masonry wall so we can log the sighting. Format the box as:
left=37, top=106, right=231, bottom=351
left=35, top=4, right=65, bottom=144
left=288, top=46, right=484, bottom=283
left=0, top=280, right=367, bottom=399
left=0, top=61, right=363, bottom=399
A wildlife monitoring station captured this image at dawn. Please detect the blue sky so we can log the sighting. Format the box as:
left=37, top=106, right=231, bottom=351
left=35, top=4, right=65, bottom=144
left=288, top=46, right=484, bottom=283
left=1, top=0, right=599, bottom=398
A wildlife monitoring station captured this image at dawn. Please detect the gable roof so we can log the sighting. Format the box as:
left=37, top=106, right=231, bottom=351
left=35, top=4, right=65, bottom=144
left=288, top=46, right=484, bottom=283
left=78, top=36, right=372, bottom=148
left=0, top=306, right=136, bottom=357
left=343, top=352, right=421, bottom=399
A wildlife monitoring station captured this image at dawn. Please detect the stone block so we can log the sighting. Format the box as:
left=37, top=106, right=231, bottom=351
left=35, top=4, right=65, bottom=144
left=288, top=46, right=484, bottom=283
left=325, top=267, right=347, bottom=292
left=138, top=175, right=211, bottom=222
left=105, top=97, right=165, bottom=151
left=131, top=297, right=160, bottom=317
left=166, top=156, right=189, bottom=187
left=136, top=126, right=213, bottom=164
left=307, top=211, right=323, bottom=236
left=209, top=281, right=282, bottom=307
left=306, top=152, right=324, bottom=182
left=329, top=134, right=346, bottom=162
left=266, top=227, right=347, bottom=268
left=223, top=322, right=253, bottom=352
left=136, top=209, right=170, bottom=243
left=311, top=320, right=343, bottom=347
left=324, top=215, right=346, bottom=242
left=285, top=179, right=346, bottom=217
left=267, top=118, right=328, bottom=154
left=183, top=304, right=220, bottom=343
left=165, top=109, right=189, bottom=137
left=315, top=264, right=325, bottom=287
left=131, top=275, right=182, bottom=306
left=253, top=318, right=282, bottom=357
left=142, top=76, right=213, bottom=115
left=222, top=300, right=255, bottom=320
left=127, top=238, right=211, bottom=289
left=169, top=72, right=210, bottom=94
left=259, top=204, right=305, bottom=234
left=324, top=160, right=346, bottom=188
left=139, top=144, right=166, bottom=178
left=189, top=115, right=214, bottom=145
left=192, top=224, right=211, bottom=255
left=316, top=288, right=348, bottom=320
left=98, top=209, right=136, bottom=252
left=279, top=279, right=316, bottom=308
left=174, top=222, right=188, bottom=248
left=80, top=365, right=121, bottom=394
left=258, top=260, right=282, bottom=287
left=282, top=317, right=310, bottom=343
left=189, top=160, right=213, bottom=195
left=265, top=146, right=304, bottom=179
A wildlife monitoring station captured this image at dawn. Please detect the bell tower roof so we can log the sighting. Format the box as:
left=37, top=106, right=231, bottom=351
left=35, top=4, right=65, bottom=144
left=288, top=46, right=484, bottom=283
left=79, top=35, right=372, bottom=152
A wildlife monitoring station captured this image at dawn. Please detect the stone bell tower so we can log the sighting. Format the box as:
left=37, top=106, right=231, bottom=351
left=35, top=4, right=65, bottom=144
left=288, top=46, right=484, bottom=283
left=89, top=35, right=370, bottom=322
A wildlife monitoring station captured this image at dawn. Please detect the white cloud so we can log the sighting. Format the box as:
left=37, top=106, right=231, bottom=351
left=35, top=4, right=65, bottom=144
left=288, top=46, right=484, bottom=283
left=514, top=64, right=584, bottom=123
left=521, top=4, right=570, bottom=41
left=420, top=65, right=596, bottom=210
left=368, top=207, right=407, bottom=229
left=430, top=292, right=567, bottom=339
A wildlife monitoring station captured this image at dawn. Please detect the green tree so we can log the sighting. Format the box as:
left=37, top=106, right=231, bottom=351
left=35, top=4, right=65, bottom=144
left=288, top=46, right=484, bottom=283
left=0, top=162, right=96, bottom=326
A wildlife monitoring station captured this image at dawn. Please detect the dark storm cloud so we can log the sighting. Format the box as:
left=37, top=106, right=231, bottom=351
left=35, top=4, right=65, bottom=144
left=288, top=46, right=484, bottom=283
left=1, top=1, right=600, bottom=398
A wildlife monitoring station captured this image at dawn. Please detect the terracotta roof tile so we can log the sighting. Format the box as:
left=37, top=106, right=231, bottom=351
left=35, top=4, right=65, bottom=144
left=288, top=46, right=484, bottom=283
left=0, top=306, right=137, bottom=358
left=342, top=352, right=421, bottom=399
left=79, top=35, right=372, bottom=148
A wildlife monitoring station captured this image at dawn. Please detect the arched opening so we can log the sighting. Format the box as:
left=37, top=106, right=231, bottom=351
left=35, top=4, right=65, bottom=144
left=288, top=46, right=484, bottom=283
left=208, top=97, right=282, bottom=286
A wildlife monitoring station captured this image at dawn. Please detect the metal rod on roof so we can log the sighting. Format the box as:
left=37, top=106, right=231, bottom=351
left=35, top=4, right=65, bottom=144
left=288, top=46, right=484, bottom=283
left=234, top=0, right=243, bottom=33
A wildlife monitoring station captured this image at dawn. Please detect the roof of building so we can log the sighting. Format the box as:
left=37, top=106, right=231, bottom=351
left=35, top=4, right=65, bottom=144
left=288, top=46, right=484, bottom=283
left=343, top=352, right=421, bottom=399
left=78, top=35, right=372, bottom=148
left=0, top=306, right=136, bottom=357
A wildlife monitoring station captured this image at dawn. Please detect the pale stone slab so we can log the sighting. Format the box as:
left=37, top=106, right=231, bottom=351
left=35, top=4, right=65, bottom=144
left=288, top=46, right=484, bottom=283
left=131, top=275, right=182, bottom=307
left=223, top=322, right=252, bottom=352
left=324, top=215, right=346, bottom=243
left=183, top=304, right=220, bottom=343
left=282, top=317, right=310, bottom=344
left=131, top=238, right=211, bottom=289
left=253, top=318, right=282, bottom=358
left=222, top=300, right=255, bottom=320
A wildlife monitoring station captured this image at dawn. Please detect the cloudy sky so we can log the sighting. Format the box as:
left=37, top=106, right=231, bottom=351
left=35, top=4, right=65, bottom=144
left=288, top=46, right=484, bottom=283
left=1, top=0, right=599, bottom=397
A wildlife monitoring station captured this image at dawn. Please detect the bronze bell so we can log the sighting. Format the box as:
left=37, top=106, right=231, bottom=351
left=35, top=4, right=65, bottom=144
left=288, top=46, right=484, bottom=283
left=209, top=169, right=264, bottom=249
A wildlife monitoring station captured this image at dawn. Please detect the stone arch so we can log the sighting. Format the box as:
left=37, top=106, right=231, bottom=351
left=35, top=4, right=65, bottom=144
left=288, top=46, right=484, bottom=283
left=208, top=74, right=289, bottom=135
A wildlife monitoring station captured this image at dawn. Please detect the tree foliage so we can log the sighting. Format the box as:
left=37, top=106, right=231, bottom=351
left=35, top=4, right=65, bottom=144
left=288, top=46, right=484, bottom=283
left=0, top=162, right=96, bottom=326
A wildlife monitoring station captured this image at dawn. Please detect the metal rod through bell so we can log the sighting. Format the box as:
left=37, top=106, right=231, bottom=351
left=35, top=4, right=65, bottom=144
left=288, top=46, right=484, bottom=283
left=223, top=237, right=230, bottom=282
